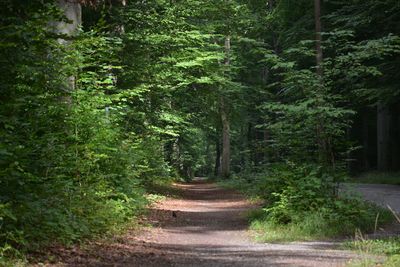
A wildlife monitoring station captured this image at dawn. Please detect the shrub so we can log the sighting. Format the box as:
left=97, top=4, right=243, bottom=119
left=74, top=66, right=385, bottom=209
left=225, top=163, right=393, bottom=241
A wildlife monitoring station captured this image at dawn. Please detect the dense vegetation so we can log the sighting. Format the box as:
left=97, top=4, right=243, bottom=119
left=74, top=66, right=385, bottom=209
left=1, top=0, right=399, bottom=263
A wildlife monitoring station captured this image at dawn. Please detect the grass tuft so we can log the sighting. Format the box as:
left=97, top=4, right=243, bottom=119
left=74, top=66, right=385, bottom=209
left=249, top=206, right=393, bottom=242
left=344, top=237, right=400, bottom=267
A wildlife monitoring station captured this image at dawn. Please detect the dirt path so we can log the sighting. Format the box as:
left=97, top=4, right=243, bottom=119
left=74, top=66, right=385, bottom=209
left=37, top=179, right=362, bottom=267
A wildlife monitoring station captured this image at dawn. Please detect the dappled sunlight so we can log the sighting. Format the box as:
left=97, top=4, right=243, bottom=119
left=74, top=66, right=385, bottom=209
left=2, top=0, right=399, bottom=266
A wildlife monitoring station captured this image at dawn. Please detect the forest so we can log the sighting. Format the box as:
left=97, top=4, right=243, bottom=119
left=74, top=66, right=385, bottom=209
left=1, top=0, right=400, bottom=265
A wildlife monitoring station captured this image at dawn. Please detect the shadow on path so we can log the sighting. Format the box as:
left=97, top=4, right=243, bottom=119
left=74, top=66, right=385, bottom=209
left=34, top=179, right=366, bottom=267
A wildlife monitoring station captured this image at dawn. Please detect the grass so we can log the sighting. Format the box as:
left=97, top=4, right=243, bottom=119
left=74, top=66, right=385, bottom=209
left=145, top=179, right=184, bottom=199
left=217, top=175, right=266, bottom=203
left=351, top=172, right=400, bottom=185
left=344, top=237, right=400, bottom=267
left=0, top=258, right=26, bottom=267
left=248, top=206, right=393, bottom=243
left=344, top=207, right=400, bottom=267
left=344, top=237, right=400, bottom=256
left=247, top=208, right=318, bottom=242
left=249, top=213, right=335, bottom=242
left=250, top=218, right=320, bottom=242
left=218, top=172, right=395, bottom=243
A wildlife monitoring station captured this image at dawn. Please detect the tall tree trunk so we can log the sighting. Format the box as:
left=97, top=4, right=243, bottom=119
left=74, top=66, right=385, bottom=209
left=55, top=0, right=81, bottom=39
left=220, top=36, right=231, bottom=178
left=362, top=110, right=370, bottom=170
left=248, top=122, right=256, bottom=165
left=54, top=0, right=82, bottom=94
left=314, top=0, right=334, bottom=166
left=267, top=0, right=275, bottom=9
left=220, top=96, right=230, bottom=178
left=377, top=101, right=390, bottom=171
left=314, top=0, right=323, bottom=77
left=263, top=129, right=269, bottom=163
left=214, top=138, right=221, bottom=176
left=53, top=0, right=81, bottom=166
left=393, top=103, right=400, bottom=171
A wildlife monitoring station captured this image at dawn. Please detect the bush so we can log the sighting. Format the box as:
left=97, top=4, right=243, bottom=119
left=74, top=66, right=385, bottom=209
left=0, top=4, right=171, bottom=259
left=224, top=163, right=394, bottom=241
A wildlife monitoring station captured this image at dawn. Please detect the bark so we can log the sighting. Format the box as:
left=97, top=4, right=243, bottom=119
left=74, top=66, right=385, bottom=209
left=314, top=0, right=323, bottom=77
left=362, top=111, right=370, bottom=170
left=267, top=0, right=275, bottom=9
left=377, top=101, right=390, bottom=171
left=173, top=138, right=182, bottom=172
left=314, top=0, right=333, bottom=166
left=55, top=0, right=82, bottom=43
left=239, top=125, right=248, bottom=168
left=165, top=140, right=174, bottom=166
left=117, top=0, right=126, bottom=34
left=393, top=103, right=400, bottom=170
left=247, top=123, right=256, bottom=165
left=53, top=0, right=82, bottom=94
left=214, top=138, right=221, bottom=176
left=220, top=36, right=231, bottom=178
left=263, top=129, right=269, bottom=163
left=254, top=128, right=264, bottom=166
left=220, top=96, right=230, bottom=178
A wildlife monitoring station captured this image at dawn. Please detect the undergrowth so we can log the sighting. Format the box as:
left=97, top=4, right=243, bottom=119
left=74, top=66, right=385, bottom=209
left=351, top=172, right=400, bottom=185
left=220, top=163, right=394, bottom=242
left=344, top=237, right=400, bottom=267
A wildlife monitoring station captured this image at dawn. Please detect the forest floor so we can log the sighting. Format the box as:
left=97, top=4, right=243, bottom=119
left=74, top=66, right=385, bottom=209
left=30, top=178, right=385, bottom=267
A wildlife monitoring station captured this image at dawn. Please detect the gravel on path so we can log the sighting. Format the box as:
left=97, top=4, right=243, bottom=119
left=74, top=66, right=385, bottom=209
left=34, top=179, right=368, bottom=267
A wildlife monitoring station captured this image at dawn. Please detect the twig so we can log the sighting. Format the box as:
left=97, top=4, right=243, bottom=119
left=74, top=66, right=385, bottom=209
left=374, top=212, right=379, bottom=234
left=386, top=205, right=400, bottom=224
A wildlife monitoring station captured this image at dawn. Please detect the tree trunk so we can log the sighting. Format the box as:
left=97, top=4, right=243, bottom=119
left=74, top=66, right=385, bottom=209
left=55, top=0, right=81, bottom=39
left=314, top=0, right=323, bottom=77
left=263, top=129, right=269, bottom=163
left=393, top=103, right=400, bottom=171
left=267, top=0, right=275, bottom=9
left=214, top=138, right=221, bottom=176
left=220, top=96, right=230, bottom=178
left=220, top=36, right=231, bottom=178
left=54, top=0, right=82, bottom=94
left=377, top=101, right=390, bottom=171
left=362, top=111, right=370, bottom=170
left=314, top=0, right=333, bottom=166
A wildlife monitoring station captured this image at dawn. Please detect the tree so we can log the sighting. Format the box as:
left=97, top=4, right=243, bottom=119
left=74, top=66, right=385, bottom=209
left=220, top=36, right=231, bottom=178
left=314, top=0, right=323, bottom=77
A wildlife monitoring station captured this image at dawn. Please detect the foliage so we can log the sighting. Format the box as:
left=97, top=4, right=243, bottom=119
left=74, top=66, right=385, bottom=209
left=0, top=0, right=251, bottom=259
left=351, top=172, right=400, bottom=185
left=220, top=0, right=400, bottom=243
left=0, top=0, right=162, bottom=258
left=223, top=163, right=393, bottom=241
left=1, top=0, right=400, bottom=262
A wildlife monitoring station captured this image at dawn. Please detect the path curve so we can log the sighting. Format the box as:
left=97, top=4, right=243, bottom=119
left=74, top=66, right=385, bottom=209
left=340, top=183, right=400, bottom=213
left=131, top=180, right=359, bottom=267
left=52, top=180, right=363, bottom=266
left=35, top=180, right=366, bottom=267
